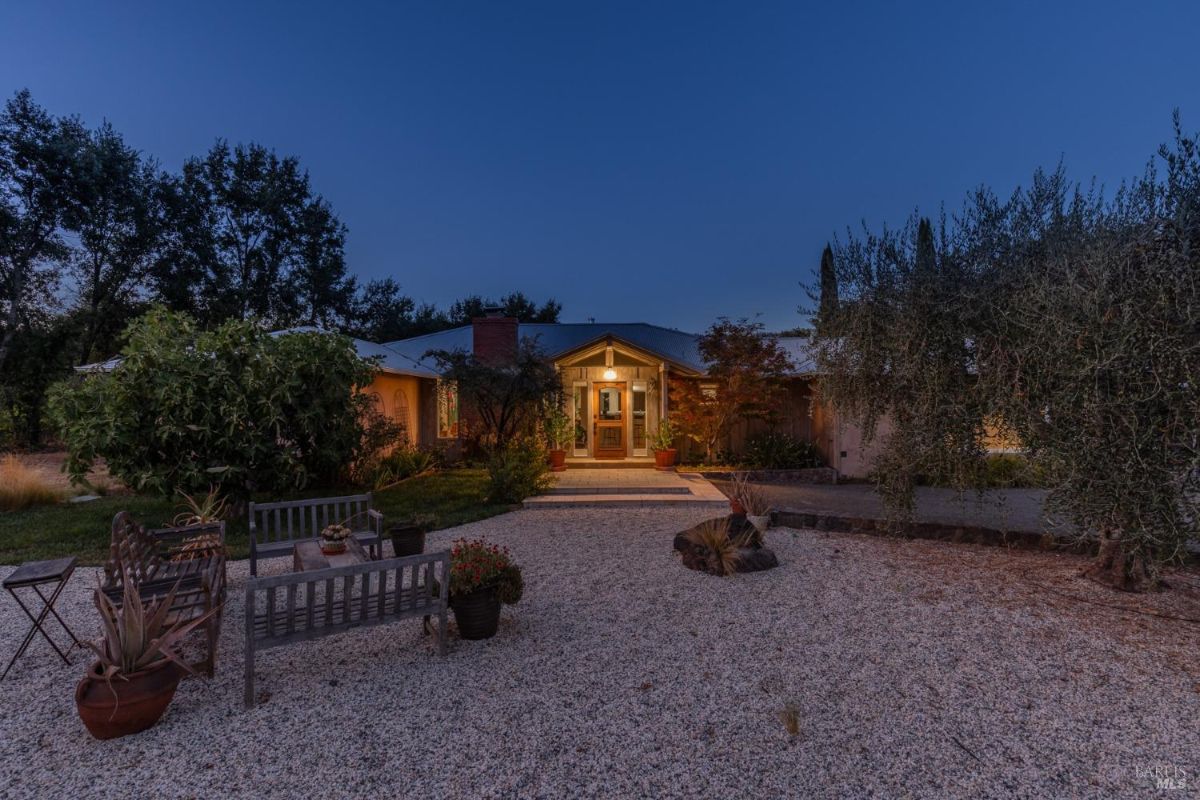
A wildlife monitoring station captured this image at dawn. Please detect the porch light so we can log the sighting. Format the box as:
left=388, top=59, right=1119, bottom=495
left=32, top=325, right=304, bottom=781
left=603, top=367, right=617, bottom=380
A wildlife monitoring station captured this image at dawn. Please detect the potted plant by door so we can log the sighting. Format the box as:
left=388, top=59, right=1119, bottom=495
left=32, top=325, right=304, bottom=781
left=543, top=407, right=573, bottom=472
left=76, top=572, right=218, bottom=740
left=389, top=513, right=435, bottom=557
left=448, top=538, right=523, bottom=640
left=650, top=419, right=679, bottom=470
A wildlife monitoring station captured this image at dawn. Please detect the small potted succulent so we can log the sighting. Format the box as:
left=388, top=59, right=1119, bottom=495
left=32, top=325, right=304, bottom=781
left=319, top=523, right=352, bottom=555
left=389, top=513, right=436, bottom=557
left=76, top=572, right=218, bottom=740
left=543, top=406, right=573, bottom=472
left=448, top=538, right=523, bottom=640
left=650, top=419, right=679, bottom=470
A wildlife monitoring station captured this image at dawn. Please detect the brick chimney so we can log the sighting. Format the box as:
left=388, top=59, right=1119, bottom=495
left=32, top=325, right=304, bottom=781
left=472, top=307, right=518, bottom=365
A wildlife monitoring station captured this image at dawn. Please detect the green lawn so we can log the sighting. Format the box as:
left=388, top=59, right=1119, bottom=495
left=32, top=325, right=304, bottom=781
left=0, top=469, right=512, bottom=566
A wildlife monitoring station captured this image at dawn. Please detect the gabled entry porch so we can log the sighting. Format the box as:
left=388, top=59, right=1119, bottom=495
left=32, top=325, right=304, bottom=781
left=551, top=334, right=697, bottom=462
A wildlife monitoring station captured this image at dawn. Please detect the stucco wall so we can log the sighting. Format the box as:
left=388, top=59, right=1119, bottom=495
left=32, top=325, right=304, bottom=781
left=362, top=373, right=423, bottom=446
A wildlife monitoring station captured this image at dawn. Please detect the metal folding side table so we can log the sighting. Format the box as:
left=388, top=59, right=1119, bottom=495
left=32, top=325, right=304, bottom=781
left=2, top=556, right=82, bottom=680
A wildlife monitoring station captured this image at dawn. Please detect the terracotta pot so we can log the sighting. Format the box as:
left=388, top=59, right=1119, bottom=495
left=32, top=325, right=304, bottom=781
left=451, top=588, right=501, bottom=640
left=76, top=659, right=182, bottom=740
left=548, top=449, right=567, bottom=472
left=320, top=539, right=346, bottom=555
left=654, top=448, right=678, bottom=470
left=729, top=499, right=746, bottom=515
left=389, top=525, right=426, bottom=557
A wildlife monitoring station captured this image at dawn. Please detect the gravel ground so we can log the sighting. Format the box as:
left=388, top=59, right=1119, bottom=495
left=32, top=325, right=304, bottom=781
left=1, top=508, right=1197, bottom=799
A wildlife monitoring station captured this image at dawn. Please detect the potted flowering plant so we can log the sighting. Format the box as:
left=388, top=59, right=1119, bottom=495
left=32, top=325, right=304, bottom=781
left=542, top=406, right=573, bottom=472
left=320, top=523, right=351, bottom=555
left=650, top=419, right=679, bottom=470
left=448, top=538, right=523, bottom=639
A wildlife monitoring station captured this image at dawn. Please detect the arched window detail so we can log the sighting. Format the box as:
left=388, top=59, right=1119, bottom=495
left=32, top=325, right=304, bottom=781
left=393, top=389, right=411, bottom=444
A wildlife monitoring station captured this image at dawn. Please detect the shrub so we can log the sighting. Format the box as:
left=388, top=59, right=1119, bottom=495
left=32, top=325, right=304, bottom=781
left=742, top=431, right=823, bottom=470
left=484, top=437, right=552, bottom=504
left=980, top=454, right=1049, bottom=489
left=372, top=445, right=442, bottom=489
left=48, top=309, right=378, bottom=499
left=0, top=454, right=62, bottom=511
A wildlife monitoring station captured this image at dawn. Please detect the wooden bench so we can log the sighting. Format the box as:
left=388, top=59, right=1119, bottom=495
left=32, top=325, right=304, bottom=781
left=242, top=550, right=449, bottom=708
left=103, top=512, right=227, bottom=676
left=248, top=494, right=383, bottom=576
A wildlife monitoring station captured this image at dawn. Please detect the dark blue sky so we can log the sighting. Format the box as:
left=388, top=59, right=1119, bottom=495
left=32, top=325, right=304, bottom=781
left=2, top=2, right=1197, bottom=332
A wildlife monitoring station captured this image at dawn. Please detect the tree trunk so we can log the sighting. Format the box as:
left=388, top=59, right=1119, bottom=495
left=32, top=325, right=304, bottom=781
left=1082, top=528, right=1157, bottom=592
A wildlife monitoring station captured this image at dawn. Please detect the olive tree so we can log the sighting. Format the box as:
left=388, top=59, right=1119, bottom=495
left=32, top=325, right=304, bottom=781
left=812, top=117, right=1200, bottom=590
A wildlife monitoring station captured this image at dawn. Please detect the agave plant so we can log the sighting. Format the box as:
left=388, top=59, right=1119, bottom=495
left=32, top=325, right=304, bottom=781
left=88, top=569, right=219, bottom=681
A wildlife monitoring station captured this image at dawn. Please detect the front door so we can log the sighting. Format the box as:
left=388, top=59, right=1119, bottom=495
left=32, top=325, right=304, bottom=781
left=593, top=382, right=626, bottom=458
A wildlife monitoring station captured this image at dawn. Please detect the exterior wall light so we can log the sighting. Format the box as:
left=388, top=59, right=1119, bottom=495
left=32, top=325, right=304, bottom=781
left=603, top=367, right=617, bottom=380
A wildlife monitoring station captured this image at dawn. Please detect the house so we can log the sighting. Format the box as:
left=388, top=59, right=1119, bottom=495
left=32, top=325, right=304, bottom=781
left=358, top=312, right=882, bottom=476
left=77, top=314, right=883, bottom=476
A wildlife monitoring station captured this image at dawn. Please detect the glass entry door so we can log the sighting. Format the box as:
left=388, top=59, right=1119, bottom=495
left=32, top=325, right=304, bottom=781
left=593, top=382, right=626, bottom=458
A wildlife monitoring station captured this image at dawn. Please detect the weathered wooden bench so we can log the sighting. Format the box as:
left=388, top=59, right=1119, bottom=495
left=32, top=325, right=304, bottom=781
left=103, top=512, right=227, bottom=676
left=248, top=494, right=383, bottom=576
left=242, top=550, right=449, bottom=708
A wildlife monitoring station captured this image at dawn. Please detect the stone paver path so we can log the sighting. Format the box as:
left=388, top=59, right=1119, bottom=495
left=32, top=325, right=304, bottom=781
left=525, top=468, right=729, bottom=509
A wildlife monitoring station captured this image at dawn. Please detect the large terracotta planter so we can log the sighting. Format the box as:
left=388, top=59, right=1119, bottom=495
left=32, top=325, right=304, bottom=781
left=76, top=659, right=182, bottom=740
left=451, top=588, right=501, bottom=640
left=548, top=449, right=567, bottom=472
left=654, top=448, right=677, bottom=470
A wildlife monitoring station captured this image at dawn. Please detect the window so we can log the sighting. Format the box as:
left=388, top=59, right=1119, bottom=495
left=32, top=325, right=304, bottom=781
left=437, top=380, right=459, bottom=438
left=632, top=382, right=647, bottom=453
left=572, top=384, right=588, bottom=452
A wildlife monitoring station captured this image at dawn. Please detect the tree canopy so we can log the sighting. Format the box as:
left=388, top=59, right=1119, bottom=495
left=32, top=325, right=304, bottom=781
left=812, top=115, right=1200, bottom=589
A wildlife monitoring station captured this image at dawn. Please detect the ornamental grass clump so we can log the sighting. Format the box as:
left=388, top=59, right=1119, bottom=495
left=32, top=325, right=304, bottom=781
left=0, top=454, right=62, bottom=511
left=685, top=519, right=742, bottom=577
left=449, top=538, right=523, bottom=604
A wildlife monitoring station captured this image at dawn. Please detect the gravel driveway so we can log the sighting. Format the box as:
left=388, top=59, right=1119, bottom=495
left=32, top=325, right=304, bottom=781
left=0, top=508, right=1196, bottom=798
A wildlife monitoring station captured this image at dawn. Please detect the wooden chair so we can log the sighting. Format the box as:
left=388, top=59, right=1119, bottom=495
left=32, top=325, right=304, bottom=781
left=102, top=512, right=227, bottom=676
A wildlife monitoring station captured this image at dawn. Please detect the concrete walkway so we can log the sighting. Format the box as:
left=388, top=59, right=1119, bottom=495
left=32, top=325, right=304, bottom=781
left=708, top=481, right=1068, bottom=535
left=524, top=468, right=729, bottom=510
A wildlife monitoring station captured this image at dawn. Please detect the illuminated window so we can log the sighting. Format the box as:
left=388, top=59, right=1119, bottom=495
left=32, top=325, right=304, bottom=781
left=437, top=380, right=459, bottom=438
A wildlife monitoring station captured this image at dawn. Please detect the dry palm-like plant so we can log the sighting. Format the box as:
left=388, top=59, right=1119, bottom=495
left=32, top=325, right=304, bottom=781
left=728, top=472, right=769, bottom=516
left=779, top=702, right=801, bottom=736
left=89, top=570, right=220, bottom=683
left=685, top=518, right=741, bottom=576
left=171, top=487, right=228, bottom=560
left=173, top=486, right=228, bottom=526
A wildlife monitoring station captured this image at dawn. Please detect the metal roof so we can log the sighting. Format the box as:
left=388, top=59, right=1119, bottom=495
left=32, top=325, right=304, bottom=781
left=384, top=323, right=816, bottom=376
left=75, top=322, right=816, bottom=378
